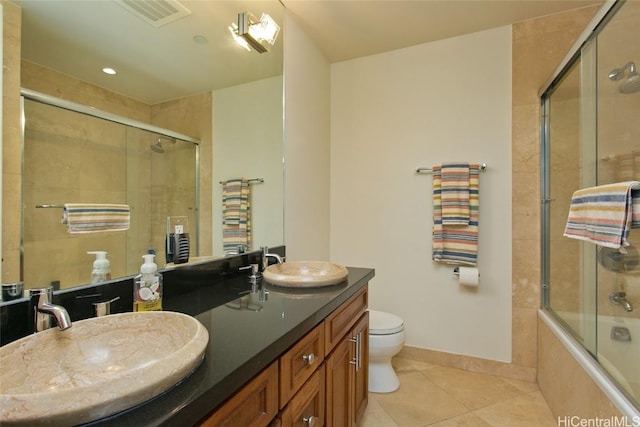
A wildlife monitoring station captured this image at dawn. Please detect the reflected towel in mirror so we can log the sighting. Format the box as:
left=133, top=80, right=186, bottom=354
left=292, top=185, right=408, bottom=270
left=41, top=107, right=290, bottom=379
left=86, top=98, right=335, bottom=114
left=62, top=204, right=130, bottom=234
left=222, top=178, right=252, bottom=253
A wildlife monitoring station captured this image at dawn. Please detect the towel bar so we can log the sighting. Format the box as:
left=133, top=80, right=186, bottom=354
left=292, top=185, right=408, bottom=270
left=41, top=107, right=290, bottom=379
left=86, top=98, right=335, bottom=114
left=416, top=163, right=487, bottom=174
left=219, top=178, right=264, bottom=185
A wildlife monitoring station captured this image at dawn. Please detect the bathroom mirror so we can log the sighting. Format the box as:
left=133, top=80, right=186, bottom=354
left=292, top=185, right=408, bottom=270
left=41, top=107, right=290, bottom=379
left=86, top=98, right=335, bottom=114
left=5, top=0, right=284, bottom=292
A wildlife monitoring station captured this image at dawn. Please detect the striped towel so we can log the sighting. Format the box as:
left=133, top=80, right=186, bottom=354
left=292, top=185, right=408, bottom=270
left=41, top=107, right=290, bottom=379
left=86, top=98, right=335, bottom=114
left=440, top=163, right=471, bottom=225
left=62, top=204, right=130, bottom=234
left=222, top=178, right=252, bottom=253
left=432, top=164, right=480, bottom=265
left=563, top=181, right=640, bottom=252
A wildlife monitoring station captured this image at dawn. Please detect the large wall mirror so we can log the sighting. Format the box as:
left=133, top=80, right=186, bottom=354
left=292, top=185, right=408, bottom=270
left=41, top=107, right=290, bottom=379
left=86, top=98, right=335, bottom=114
left=5, top=0, right=284, bottom=293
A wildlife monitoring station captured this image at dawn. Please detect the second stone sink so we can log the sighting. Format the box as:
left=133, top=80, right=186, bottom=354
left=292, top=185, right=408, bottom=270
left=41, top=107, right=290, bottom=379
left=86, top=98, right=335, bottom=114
left=0, top=311, right=209, bottom=426
left=263, top=261, right=349, bottom=287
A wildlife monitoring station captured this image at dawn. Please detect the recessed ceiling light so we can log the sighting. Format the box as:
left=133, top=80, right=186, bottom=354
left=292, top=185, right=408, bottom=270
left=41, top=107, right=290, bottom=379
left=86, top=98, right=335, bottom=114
left=193, top=35, right=208, bottom=44
left=102, top=67, right=117, bottom=75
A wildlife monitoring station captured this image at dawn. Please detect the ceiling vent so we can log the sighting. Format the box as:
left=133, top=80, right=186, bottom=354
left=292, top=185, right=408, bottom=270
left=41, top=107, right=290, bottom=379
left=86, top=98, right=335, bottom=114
left=115, top=0, right=191, bottom=27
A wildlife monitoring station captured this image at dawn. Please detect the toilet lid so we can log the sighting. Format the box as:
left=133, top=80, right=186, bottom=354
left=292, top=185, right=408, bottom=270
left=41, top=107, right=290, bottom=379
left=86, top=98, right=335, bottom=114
left=369, top=310, right=404, bottom=335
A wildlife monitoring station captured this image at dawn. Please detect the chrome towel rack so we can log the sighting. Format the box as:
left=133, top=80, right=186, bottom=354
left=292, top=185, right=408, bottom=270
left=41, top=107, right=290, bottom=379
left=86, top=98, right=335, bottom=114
left=416, top=163, right=488, bottom=174
left=219, top=177, right=264, bottom=185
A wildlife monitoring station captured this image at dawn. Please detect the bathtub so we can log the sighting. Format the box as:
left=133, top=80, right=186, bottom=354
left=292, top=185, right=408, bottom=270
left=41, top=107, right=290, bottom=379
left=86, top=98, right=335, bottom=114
left=540, top=309, right=640, bottom=419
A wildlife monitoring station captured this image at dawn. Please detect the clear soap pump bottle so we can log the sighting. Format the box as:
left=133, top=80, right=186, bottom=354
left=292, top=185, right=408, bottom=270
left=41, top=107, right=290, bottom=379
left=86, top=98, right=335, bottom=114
left=88, top=251, right=111, bottom=283
left=133, top=251, right=163, bottom=312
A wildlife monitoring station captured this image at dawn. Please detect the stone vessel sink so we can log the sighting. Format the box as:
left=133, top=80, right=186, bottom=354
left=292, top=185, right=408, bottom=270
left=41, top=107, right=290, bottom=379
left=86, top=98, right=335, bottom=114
left=263, top=261, right=349, bottom=287
left=0, top=311, right=209, bottom=426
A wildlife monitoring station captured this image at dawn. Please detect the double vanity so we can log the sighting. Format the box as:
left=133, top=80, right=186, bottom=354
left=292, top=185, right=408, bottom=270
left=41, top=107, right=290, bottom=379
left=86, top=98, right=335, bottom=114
left=0, top=251, right=374, bottom=426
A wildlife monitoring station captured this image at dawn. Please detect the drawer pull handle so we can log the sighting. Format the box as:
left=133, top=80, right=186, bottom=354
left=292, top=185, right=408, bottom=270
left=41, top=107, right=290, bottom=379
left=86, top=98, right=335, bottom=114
left=302, top=353, right=316, bottom=366
left=303, top=416, right=317, bottom=426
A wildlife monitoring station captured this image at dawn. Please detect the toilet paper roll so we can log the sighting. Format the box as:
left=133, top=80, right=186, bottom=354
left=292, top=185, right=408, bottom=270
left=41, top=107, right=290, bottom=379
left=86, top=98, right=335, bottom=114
left=458, top=267, right=479, bottom=287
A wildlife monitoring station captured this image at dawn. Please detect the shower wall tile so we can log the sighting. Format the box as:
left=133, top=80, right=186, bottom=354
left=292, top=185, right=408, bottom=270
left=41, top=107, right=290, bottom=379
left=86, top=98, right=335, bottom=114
left=2, top=0, right=22, bottom=283
left=538, top=316, right=622, bottom=419
left=511, top=1, right=600, bottom=390
left=512, top=307, right=538, bottom=368
left=511, top=104, right=540, bottom=172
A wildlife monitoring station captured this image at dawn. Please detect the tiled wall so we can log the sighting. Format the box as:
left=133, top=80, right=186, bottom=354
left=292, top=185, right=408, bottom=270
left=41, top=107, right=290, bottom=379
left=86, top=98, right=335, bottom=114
left=2, top=1, right=22, bottom=283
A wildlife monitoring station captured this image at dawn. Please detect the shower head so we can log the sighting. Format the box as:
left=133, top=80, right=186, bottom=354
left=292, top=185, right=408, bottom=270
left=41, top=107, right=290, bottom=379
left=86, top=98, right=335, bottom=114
left=608, top=61, right=640, bottom=94
left=151, top=139, right=165, bottom=153
left=150, top=136, right=176, bottom=153
left=608, top=61, right=635, bottom=81
left=619, top=70, right=640, bottom=94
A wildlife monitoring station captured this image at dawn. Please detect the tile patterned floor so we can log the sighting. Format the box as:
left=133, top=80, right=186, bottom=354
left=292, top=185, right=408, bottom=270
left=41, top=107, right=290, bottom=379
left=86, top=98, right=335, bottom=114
left=361, top=356, right=556, bottom=427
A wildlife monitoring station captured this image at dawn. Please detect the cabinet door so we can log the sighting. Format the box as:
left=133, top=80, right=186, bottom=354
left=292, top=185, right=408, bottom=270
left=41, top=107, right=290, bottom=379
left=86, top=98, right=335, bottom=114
left=325, top=311, right=369, bottom=427
left=352, top=311, right=369, bottom=426
left=198, top=361, right=279, bottom=427
left=325, top=336, right=353, bottom=427
left=281, top=365, right=325, bottom=427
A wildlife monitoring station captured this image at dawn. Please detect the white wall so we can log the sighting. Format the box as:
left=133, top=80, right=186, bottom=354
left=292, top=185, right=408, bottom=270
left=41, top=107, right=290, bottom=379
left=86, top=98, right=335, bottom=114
left=213, top=76, right=284, bottom=254
left=283, top=11, right=331, bottom=261
left=329, top=26, right=513, bottom=362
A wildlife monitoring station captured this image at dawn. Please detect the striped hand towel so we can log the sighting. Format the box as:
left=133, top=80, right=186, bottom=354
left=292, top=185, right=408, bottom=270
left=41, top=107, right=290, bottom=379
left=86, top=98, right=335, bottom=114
left=62, top=204, right=130, bottom=234
left=222, top=178, right=252, bottom=253
left=563, top=181, right=640, bottom=251
left=440, top=163, right=471, bottom=225
left=432, top=164, right=480, bottom=265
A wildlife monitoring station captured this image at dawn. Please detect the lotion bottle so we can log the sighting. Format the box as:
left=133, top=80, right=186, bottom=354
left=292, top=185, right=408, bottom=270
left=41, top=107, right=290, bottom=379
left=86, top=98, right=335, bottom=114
left=88, top=251, right=111, bottom=283
left=133, top=252, right=163, bottom=312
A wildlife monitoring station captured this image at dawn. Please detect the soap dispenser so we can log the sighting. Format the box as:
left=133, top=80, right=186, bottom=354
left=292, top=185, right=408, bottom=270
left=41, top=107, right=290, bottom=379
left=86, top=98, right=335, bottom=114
left=88, top=251, right=111, bottom=283
left=133, top=252, right=163, bottom=312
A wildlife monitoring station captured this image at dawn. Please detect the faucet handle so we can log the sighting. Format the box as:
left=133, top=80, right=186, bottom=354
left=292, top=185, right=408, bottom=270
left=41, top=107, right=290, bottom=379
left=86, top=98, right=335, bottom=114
left=240, top=264, right=260, bottom=276
left=93, top=296, right=120, bottom=317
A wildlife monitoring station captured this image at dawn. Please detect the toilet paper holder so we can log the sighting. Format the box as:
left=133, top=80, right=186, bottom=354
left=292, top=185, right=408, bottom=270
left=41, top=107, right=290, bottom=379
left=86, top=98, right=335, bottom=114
left=452, top=267, right=480, bottom=277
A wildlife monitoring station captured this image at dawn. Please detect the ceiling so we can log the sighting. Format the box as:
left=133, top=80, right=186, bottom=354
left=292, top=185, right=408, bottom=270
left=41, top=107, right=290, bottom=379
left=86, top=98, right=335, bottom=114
left=14, top=0, right=603, bottom=104
left=282, top=0, right=603, bottom=63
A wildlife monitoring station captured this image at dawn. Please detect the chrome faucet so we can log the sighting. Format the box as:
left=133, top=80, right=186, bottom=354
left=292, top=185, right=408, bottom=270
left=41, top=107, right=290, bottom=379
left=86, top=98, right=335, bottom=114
left=29, top=287, right=72, bottom=332
left=609, top=291, right=633, bottom=312
left=261, top=246, right=284, bottom=271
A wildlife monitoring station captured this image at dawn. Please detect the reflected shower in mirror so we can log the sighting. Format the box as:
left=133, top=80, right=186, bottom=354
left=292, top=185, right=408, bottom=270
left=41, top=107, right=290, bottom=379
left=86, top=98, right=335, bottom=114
left=22, top=95, right=199, bottom=290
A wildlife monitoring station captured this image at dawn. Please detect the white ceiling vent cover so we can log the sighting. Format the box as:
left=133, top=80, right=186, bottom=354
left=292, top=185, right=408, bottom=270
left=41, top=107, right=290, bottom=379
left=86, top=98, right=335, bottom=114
left=115, top=0, right=191, bottom=27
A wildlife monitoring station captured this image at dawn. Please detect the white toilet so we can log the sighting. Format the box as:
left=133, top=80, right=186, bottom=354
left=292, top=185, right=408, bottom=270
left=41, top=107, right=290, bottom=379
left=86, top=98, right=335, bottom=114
left=368, top=309, right=406, bottom=393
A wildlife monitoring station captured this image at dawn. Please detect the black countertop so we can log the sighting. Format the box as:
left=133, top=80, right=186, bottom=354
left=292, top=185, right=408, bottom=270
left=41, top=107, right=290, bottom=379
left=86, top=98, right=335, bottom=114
left=85, top=266, right=374, bottom=426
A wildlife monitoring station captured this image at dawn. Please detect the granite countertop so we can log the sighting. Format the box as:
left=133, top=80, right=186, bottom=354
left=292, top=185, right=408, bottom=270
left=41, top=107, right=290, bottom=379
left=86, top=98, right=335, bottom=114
left=87, top=266, right=375, bottom=427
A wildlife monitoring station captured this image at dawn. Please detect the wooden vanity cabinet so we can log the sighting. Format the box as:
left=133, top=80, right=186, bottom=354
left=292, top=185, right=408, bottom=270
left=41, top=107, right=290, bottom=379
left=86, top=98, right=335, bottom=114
left=197, top=285, right=368, bottom=427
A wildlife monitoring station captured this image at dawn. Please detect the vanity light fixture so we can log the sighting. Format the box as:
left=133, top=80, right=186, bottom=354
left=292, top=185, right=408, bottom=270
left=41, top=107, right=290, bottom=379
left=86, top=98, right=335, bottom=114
left=230, top=12, right=280, bottom=54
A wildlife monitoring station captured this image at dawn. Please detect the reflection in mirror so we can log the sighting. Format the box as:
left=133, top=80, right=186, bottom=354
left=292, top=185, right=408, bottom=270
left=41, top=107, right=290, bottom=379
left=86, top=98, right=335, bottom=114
left=23, top=95, right=199, bottom=290
left=4, top=0, right=284, bottom=295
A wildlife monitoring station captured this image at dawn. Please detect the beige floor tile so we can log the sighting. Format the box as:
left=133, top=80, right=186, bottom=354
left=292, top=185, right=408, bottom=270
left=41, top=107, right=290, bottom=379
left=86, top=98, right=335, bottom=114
left=430, top=413, right=493, bottom=427
left=474, top=391, right=556, bottom=427
left=419, top=366, right=527, bottom=411
left=373, top=371, right=469, bottom=426
left=360, top=395, right=400, bottom=427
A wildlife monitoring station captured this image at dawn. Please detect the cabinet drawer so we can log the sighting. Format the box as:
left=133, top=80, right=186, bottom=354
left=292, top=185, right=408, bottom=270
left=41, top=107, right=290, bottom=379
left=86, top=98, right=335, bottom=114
left=280, top=323, right=325, bottom=408
left=324, top=285, right=368, bottom=354
left=280, top=365, right=326, bottom=427
left=198, top=361, right=278, bottom=427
